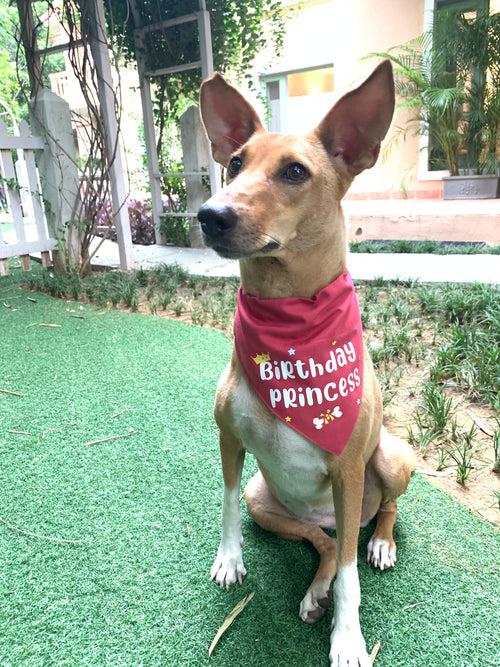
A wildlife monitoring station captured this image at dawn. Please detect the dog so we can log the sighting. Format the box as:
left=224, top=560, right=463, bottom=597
left=197, top=61, right=416, bottom=666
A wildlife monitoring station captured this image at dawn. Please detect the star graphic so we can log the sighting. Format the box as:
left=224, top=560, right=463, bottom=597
left=331, top=340, right=337, bottom=346
left=288, top=348, right=295, bottom=356
left=356, top=398, right=361, bottom=405
left=285, top=416, right=292, bottom=423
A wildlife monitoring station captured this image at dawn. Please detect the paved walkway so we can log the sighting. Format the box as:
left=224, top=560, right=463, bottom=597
left=90, top=238, right=500, bottom=284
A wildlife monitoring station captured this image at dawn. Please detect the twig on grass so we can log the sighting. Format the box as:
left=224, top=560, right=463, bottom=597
left=7, top=429, right=34, bottom=436
left=209, top=592, right=255, bottom=657
left=85, top=429, right=134, bottom=447
left=112, top=406, right=130, bottom=418
left=370, top=640, right=381, bottom=664
left=0, top=516, right=88, bottom=544
left=403, top=600, right=431, bottom=611
left=416, top=467, right=454, bottom=477
left=27, top=323, right=62, bottom=329
left=0, top=388, right=23, bottom=397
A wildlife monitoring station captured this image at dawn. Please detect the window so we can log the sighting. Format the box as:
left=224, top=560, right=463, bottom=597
left=262, top=65, right=334, bottom=134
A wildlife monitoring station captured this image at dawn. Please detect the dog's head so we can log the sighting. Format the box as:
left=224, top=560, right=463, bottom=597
left=198, top=62, right=394, bottom=260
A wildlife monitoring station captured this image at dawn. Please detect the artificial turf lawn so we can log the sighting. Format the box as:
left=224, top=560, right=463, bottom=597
left=0, top=275, right=498, bottom=667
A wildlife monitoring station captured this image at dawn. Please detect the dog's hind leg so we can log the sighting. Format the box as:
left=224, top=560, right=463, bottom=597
left=245, top=471, right=337, bottom=624
left=367, top=427, right=416, bottom=570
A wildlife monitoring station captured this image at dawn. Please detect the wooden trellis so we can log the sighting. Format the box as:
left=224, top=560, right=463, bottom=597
left=0, top=120, right=55, bottom=276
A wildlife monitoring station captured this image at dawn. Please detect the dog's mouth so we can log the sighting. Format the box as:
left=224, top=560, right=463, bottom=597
left=209, top=239, right=281, bottom=260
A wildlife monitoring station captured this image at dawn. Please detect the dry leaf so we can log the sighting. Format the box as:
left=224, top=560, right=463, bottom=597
left=466, top=409, right=494, bottom=437
left=370, top=640, right=381, bottom=664
left=209, top=592, right=255, bottom=657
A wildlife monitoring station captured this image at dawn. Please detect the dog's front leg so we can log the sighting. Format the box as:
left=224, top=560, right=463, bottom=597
left=210, top=429, right=247, bottom=589
left=330, top=458, right=370, bottom=667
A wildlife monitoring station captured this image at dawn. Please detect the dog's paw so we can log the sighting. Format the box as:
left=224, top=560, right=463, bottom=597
left=329, top=625, right=371, bottom=667
left=367, top=537, right=396, bottom=571
left=299, top=580, right=331, bottom=624
left=210, top=546, right=246, bottom=590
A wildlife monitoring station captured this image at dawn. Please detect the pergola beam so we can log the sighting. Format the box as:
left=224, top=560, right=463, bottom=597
left=144, top=61, right=201, bottom=78
left=129, top=0, right=165, bottom=245
left=36, top=39, right=84, bottom=57
left=135, top=13, right=197, bottom=35
left=82, top=0, right=134, bottom=270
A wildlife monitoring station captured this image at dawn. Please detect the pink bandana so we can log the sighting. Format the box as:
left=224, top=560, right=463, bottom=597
left=234, top=272, right=363, bottom=455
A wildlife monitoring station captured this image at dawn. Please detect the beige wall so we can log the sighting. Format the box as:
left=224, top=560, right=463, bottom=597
left=246, top=0, right=443, bottom=198
left=330, top=0, right=440, bottom=197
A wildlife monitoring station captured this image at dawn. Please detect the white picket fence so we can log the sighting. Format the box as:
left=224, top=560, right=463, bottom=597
left=0, top=120, right=56, bottom=275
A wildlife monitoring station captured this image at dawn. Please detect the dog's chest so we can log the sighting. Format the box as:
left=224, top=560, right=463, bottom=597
left=229, top=372, right=334, bottom=514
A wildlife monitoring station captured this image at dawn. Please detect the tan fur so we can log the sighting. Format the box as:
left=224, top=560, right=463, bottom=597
left=201, top=63, right=416, bottom=663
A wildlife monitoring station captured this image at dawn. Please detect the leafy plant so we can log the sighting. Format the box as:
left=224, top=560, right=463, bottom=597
left=493, top=428, right=500, bottom=474
left=446, top=424, right=477, bottom=486
left=370, top=8, right=500, bottom=175
left=94, top=198, right=156, bottom=246
left=421, top=381, right=454, bottom=435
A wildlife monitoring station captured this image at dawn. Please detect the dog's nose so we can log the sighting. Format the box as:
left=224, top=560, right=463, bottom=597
left=197, top=203, right=238, bottom=239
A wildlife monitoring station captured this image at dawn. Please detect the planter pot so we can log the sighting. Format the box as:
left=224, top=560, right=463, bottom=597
left=443, top=174, right=500, bottom=200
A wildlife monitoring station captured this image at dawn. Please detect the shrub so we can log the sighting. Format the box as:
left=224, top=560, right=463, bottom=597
left=94, top=198, right=155, bottom=246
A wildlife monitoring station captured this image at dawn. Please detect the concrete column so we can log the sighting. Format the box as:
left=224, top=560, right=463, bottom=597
left=29, top=87, right=82, bottom=271
left=180, top=105, right=210, bottom=248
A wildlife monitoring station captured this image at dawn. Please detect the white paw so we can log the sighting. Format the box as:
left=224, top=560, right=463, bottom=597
left=210, top=545, right=247, bottom=589
left=329, top=626, right=371, bottom=667
left=299, top=580, right=331, bottom=624
left=367, top=537, right=397, bottom=570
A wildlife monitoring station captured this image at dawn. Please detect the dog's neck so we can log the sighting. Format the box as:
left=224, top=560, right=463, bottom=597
left=239, top=206, right=347, bottom=299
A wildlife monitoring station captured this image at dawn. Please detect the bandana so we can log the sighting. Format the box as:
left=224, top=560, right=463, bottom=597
left=234, top=272, right=363, bottom=455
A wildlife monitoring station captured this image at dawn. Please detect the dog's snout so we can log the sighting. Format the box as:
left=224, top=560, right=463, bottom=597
left=197, top=203, right=238, bottom=239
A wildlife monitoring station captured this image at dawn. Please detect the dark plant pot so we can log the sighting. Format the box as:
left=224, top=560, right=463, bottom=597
left=443, top=175, right=500, bottom=200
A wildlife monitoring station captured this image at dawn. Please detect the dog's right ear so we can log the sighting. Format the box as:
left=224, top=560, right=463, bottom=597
left=200, top=73, right=264, bottom=166
left=315, top=61, right=395, bottom=176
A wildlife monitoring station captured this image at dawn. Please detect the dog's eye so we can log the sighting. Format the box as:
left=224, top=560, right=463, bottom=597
left=282, top=162, right=309, bottom=183
left=227, top=156, right=243, bottom=178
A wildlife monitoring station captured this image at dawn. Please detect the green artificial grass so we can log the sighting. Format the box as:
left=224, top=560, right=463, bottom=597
left=0, top=274, right=499, bottom=667
left=349, top=239, right=500, bottom=255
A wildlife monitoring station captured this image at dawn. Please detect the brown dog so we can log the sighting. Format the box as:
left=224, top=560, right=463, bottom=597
left=198, top=61, right=415, bottom=666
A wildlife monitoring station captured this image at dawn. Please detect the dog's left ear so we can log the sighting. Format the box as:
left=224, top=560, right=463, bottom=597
left=200, top=73, right=264, bottom=166
left=315, top=61, right=395, bottom=175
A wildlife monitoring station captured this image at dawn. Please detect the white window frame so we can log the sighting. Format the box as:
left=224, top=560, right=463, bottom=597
left=260, top=74, right=288, bottom=132
left=418, top=0, right=450, bottom=180
left=260, top=63, right=334, bottom=133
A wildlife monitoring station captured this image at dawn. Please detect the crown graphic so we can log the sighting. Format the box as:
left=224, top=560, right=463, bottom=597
left=252, top=353, right=271, bottom=365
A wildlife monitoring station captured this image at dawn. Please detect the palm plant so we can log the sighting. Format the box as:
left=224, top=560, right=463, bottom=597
left=370, top=7, right=499, bottom=176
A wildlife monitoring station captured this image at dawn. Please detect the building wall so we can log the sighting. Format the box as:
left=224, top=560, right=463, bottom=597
left=247, top=0, right=443, bottom=199
left=330, top=0, right=441, bottom=198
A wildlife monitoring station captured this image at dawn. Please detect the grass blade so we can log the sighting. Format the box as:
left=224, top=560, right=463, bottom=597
left=208, top=592, right=255, bottom=657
